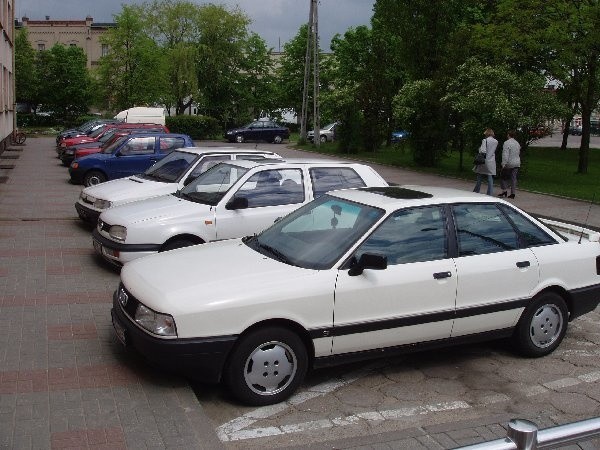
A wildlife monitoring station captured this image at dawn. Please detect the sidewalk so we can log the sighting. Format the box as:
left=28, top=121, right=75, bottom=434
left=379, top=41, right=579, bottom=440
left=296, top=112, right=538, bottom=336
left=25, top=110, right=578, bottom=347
left=0, top=137, right=598, bottom=449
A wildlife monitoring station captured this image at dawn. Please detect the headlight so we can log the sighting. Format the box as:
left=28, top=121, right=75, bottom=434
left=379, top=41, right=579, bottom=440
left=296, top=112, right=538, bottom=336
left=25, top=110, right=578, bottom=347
left=109, top=225, right=127, bottom=241
left=60, top=142, right=67, bottom=147
left=71, top=162, right=79, bottom=169
left=94, top=199, right=111, bottom=210
left=135, top=304, right=177, bottom=336
left=65, top=148, right=74, bottom=155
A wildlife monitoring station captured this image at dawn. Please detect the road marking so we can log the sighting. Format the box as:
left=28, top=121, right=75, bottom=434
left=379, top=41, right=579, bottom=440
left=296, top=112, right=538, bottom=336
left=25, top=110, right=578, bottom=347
left=216, top=368, right=600, bottom=442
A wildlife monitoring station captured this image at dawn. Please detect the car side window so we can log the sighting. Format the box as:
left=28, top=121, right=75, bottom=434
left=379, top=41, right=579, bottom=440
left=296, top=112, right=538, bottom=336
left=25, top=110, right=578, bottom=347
left=309, top=167, right=367, bottom=198
left=453, top=203, right=519, bottom=256
left=355, top=206, right=447, bottom=265
left=189, top=155, right=231, bottom=178
left=159, top=137, right=186, bottom=153
left=498, top=204, right=557, bottom=247
left=120, top=137, right=155, bottom=156
left=235, top=169, right=304, bottom=208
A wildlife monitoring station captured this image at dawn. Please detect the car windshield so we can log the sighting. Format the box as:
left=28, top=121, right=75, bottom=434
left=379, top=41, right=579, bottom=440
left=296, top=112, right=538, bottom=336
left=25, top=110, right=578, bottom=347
left=245, top=194, right=385, bottom=270
left=139, top=151, right=199, bottom=183
left=102, top=135, right=128, bottom=154
left=178, top=162, right=249, bottom=205
left=97, top=128, right=118, bottom=143
left=323, top=122, right=337, bottom=130
left=88, top=126, right=108, bottom=138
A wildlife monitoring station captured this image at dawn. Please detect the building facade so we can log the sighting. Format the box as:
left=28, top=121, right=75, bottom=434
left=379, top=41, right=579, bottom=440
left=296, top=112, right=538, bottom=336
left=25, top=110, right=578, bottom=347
left=15, top=16, right=114, bottom=69
left=0, top=0, right=15, bottom=149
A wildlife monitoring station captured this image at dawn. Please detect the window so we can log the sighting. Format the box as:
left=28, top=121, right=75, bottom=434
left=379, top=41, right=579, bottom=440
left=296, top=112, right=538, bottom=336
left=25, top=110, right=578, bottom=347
left=310, top=167, right=367, bottom=198
left=120, top=137, right=156, bottom=155
left=453, top=204, right=519, bottom=256
left=101, top=44, right=109, bottom=57
left=189, top=155, right=231, bottom=178
left=158, top=137, right=186, bottom=153
left=355, top=206, right=447, bottom=265
left=37, top=43, right=46, bottom=51
left=235, top=169, right=304, bottom=208
left=499, top=205, right=556, bottom=247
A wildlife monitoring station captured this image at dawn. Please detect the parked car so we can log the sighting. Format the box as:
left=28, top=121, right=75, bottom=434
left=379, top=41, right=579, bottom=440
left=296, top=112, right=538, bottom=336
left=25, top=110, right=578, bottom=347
left=308, top=122, right=339, bottom=143
left=68, top=133, right=194, bottom=187
left=56, top=119, right=120, bottom=145
left=225, top=120, right=290, bottom=144
left=58, top=122, right=169, bottom=153
left=569, top=126, right=583, bottom=136
left=92, top=159, right=388, bottom=266
left=391, top=130, right=410, bottom=143
left=111, top=185, right=600, bottom=405
left=75, top=148, right=282, bottom=224
left=61, top=125, right=169, bottom=166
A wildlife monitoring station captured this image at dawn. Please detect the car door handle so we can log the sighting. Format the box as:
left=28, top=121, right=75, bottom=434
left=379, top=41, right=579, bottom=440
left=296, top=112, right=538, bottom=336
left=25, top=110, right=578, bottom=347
left=516, top=261, right=530, bottom=268
left=433, top=271, right=452, bottom=279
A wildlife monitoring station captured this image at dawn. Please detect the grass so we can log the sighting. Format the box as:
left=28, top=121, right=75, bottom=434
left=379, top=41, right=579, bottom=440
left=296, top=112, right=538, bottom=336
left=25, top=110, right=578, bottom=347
left=292, top=137, right=600, bottom=203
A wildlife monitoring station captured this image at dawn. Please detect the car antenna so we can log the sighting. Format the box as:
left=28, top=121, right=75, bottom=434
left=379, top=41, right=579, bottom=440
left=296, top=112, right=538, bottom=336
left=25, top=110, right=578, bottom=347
left=578, top=193, right=596, bottom=244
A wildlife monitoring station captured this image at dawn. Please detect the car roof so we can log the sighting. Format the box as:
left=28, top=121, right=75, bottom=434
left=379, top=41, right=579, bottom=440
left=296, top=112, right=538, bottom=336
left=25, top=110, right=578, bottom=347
left=174, top=147, right=282, bottom=157
left=328, top=185, right=504, bottom=209
left=221, top=158, right=366, bottom=169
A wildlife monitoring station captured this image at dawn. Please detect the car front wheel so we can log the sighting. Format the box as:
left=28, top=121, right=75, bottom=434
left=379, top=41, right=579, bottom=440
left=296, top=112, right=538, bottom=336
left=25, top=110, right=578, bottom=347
left=272, top=135, right=283, bottom=144
left=235, top=134, right=245, bottom=143
left=320, top=135, right=327, bottom=143
left=513, top=292, right=568, bottom=357
left=224, top=326, right=308, bottom=405
left=83, top=170, right=107, bottom=187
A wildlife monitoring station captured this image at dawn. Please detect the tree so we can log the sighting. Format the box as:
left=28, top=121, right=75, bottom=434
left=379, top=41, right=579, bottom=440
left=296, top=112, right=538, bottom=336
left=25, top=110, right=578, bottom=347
left=14, top=28, right=39, bottom=111
left=98, top=5, right=167, bottom=110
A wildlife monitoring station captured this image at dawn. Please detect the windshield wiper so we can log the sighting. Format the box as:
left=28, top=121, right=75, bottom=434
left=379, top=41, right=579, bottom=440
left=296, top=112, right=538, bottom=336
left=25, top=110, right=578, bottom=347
left=255, top=240, right=292, bottom=264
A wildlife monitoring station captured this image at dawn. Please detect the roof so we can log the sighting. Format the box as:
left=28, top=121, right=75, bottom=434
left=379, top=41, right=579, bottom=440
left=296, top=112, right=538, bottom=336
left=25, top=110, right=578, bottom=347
left=221, top=158, right=371, bottom=170
left=329, top=185, right=503, bottom=209
left=176, top=147, right=281, bottom=157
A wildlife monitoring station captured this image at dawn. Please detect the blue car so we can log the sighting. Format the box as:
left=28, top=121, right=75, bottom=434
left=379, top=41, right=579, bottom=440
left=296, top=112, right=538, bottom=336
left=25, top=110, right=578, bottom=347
left=69, top=133, right=194, bottom=186
left=391, top=130, right=410, bottom=143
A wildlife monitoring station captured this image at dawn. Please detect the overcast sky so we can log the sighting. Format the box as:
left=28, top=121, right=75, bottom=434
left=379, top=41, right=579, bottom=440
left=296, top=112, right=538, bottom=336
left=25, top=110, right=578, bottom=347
left=17, top=0, right=376, bottom=51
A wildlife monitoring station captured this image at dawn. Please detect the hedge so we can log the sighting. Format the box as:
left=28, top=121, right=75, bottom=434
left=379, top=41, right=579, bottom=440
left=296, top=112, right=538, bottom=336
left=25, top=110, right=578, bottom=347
left=165, top=115, right=221, bottom=140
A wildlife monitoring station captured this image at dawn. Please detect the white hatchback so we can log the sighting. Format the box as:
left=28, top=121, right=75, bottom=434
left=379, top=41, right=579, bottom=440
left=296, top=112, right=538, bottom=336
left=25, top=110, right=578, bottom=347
left=111, top=185, right=600, bottom=405
left=75, top=147, right=282, bottom=224
left=93, top=159, right=388, bottom=265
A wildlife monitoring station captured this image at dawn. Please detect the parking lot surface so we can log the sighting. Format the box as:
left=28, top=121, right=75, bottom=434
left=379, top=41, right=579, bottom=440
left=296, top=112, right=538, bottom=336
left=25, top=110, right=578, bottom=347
left=1, top=137, right=600, bottom=449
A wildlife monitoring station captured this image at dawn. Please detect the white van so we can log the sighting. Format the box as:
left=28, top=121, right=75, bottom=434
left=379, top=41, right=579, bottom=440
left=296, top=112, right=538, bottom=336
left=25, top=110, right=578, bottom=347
left=115, top=107, right=166, bottom=125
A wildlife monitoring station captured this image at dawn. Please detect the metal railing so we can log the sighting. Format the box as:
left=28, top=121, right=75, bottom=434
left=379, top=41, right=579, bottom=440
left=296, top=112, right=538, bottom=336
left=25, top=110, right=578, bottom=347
left=457, top=417, right=600, bottom=449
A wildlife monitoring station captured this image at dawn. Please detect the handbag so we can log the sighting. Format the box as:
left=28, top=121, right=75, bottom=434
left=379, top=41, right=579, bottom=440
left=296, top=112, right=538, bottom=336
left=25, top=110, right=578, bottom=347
left=473, top=152, right=486, bottom=165
left=500, top=167, right=511, bottom=180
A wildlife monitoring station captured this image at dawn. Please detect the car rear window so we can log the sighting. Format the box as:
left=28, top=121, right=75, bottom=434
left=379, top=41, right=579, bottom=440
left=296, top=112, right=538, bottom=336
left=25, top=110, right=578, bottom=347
left=309, top=167, right=367, bottom=198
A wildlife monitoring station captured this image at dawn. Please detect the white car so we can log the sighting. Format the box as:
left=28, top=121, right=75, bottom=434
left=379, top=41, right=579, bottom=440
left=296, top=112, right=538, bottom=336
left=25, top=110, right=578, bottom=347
left=308, top=121, right=339, bottom=143
left=93, top=159, right=388, bottom=266
left=75, top=147, right=282, bottom=224
left=111, top=185, right=600, bottom=405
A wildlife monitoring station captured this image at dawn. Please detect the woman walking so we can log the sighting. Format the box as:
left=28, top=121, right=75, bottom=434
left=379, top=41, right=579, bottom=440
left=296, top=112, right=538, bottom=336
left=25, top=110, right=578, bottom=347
left=473, top=128, right=498, bottom=196
left=498, top=130, right=521, bottom=199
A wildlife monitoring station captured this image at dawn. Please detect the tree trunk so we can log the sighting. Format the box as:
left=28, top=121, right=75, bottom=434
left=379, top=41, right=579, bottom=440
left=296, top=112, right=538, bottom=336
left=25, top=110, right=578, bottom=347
left=577, top=57, right=597, bottom=174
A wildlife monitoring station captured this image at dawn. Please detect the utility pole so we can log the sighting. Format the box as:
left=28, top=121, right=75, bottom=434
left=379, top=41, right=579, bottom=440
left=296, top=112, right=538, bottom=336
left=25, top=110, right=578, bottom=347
left=312, top=0, right=320, bottom=148
left=299, top=0, right=314, bottom=144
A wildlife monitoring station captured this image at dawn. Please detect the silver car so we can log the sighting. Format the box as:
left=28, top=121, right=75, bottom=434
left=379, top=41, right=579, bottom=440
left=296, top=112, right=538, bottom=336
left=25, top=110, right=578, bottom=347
left=308, top=122, right=339, bottom=143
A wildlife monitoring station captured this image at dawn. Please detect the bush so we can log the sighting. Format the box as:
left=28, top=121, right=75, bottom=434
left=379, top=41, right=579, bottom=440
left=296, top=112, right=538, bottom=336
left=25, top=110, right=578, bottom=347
left=17, top=113, right=57, bottom=127
left=166, top=115, right=221, bottom=140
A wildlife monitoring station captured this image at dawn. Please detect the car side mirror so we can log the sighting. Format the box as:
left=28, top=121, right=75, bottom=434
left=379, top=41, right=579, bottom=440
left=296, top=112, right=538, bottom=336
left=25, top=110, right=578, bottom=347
left=225, top=196, right=248, bottom=210
left=348, top=253, right=387, bottom=276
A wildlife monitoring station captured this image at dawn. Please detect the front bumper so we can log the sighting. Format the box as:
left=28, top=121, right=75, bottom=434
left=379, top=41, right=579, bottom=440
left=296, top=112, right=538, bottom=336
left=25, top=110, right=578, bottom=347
left=68, top=167, right=84, bottom=184
left=75, top=201, right=101, bottom=224
left=92, top=229, right=161, bottom=265
left=111, top=291, right=237, bottom=383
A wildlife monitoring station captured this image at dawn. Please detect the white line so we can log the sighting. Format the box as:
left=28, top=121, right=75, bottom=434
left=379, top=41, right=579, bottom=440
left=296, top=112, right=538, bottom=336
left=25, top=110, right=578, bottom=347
left=223, top=401, right=471, bottom=441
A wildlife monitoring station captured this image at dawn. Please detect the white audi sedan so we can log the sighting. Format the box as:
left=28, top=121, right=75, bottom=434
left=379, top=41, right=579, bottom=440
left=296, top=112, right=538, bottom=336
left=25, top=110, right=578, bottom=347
left=111, top=186, right=600, bottom=405
left=93, top=159, right=388, bottom=266
left=75, top=147, right=282, bottom=224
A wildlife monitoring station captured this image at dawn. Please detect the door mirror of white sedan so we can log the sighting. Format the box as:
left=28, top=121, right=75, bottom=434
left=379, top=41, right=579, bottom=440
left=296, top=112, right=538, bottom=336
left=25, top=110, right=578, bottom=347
left=226, top=196, right=249, bottom=210
left=348, top=253, right=388, bottom=276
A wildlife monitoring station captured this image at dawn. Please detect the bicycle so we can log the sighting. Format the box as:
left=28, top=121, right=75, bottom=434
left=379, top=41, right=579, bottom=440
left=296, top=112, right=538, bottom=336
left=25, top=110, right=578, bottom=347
left=10, top=129, right=26, bottom=145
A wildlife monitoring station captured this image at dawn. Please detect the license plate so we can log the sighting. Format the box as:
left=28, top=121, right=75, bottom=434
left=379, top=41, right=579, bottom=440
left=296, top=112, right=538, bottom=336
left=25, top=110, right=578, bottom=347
left=112, top=315, right=127, bottom=346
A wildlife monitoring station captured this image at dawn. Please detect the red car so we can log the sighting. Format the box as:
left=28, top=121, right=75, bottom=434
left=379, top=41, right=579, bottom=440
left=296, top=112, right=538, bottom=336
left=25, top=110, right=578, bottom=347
left=58, top=122, right=169, bottom=150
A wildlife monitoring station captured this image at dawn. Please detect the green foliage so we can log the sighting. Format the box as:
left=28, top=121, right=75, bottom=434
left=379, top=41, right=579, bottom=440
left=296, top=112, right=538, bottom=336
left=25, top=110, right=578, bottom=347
left=15, top=28, right=38, bottom=107
left=165, top=114, right=220, bottom=139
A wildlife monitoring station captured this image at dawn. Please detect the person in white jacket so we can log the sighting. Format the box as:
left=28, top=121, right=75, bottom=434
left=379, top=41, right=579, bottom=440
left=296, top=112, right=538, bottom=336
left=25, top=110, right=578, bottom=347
left=497, top=130, right=521, bottom=199
left=473, top=128, right=498, bottom=195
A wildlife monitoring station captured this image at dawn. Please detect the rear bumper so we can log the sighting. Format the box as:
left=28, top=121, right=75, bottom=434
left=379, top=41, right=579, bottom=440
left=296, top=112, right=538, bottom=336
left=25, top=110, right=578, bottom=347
left=569, top=283, right=600, bottom=320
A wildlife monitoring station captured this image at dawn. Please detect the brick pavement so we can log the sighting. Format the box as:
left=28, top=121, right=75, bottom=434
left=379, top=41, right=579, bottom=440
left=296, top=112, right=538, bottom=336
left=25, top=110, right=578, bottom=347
left=1, top=137, right=599, bottom=449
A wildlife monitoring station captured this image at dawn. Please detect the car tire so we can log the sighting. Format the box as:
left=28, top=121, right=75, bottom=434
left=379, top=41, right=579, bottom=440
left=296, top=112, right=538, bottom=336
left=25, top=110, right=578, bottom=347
left=83, top=170, right=107, bottom=187
left=235, top=134, right=245, bottom=143
left=273, top=135, right=283, bottom=144
left=161, top=238, right=197, bottom=252
left=513, top=292, right=568, bottom=357
left=224, top=326, right=308, bottom=406
left=319, top=135, right=327, bottom=143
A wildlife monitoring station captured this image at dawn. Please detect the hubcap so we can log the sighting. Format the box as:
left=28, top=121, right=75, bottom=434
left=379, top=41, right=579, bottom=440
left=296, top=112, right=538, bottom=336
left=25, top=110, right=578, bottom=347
left=244, top=340, right=297, bottom=396
left=530, top=303, right=563, bottom=348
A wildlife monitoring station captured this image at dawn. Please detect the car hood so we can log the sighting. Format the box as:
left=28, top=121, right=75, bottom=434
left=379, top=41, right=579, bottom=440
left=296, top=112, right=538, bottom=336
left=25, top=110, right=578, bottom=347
left=83, top=176, right=175, bottom=205
left=99, top=193, right=209, bottom=226
left=120, top=238, right=334, bottom=334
